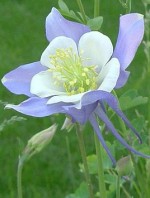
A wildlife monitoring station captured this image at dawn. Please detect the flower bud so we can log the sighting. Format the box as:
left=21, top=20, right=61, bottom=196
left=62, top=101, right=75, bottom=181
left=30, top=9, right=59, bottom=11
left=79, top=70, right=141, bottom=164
left=145, top=0, right=150, bottom=4
left=23, top=124, right=57, bottom=160
left=116, top=155, right=133, bottom=176
left=61, top=117, right=74, bottom=132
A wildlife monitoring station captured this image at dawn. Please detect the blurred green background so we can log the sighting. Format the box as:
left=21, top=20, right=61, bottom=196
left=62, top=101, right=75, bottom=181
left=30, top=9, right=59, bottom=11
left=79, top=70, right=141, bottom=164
left=0, top=0, right=148, bottom=197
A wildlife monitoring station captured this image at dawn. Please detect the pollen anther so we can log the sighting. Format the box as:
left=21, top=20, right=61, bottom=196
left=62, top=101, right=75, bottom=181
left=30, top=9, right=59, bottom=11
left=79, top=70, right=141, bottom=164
left=49, top=48, right=98, bottom=95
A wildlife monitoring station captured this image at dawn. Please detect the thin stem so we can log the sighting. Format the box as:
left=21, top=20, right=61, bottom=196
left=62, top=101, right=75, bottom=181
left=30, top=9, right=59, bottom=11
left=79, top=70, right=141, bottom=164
left=126, top=0, right=131, bottom=14
left=76, top=124, right=94, bottom=198
left=121, top=186, right=131, bottom=198
left=119, top=0, right=131, bottom=13
left=65, top=135, right=75, bottom=189
left=94, top=0, right=100, bottom=17
left=17, top=158, right=24, bottom=198
left=143, top=3, right=150, bottom=126
left=130, top=154, right=142, bottom=197
left=76, top=0, right=87, bottom=24
left=116, top=174, right=120, bottom=198
left=94, top=133, right=107, bottom=198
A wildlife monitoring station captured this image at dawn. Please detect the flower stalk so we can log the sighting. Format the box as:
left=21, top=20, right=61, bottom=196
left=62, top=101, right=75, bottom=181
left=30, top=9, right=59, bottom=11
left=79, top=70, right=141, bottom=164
left=17, top=125, right=57, bottom=198
left=76, top=0, right=87, bottom=24
left=119, top=0, right=131, bottom=13
left=94, top=0, right=100, bottom=17
left=116, top=174, right=121, bottom=198
left=142, top=1, right=150, bottom=129
left=17, top=156, right=26, bottom=198
left=94, top=132, right=107, bottom=198
left=76, top=124, right=94, bottom=198
left=65, top=134, right=75, bottom=189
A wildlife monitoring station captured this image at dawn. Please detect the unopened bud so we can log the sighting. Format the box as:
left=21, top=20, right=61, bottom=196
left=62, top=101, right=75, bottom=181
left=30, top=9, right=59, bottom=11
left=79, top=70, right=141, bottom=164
left=142, top=0, right=150, bottom=4
left=61, top=117, right=74, bottom=132
left=23, top=124, right=57, bottom=160
left=116, top=155, right=133, bottom=176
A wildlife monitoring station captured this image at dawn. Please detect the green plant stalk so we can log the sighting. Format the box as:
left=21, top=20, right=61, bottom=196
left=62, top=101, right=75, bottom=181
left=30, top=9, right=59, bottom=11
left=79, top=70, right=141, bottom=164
left=76, top=124, right=94, bottom=198
left=132, top=181, right=141, bottom=197
left=118, top=0, right=131, bottom=13
left=126, top=0, right=131, bottom=13
left=130, top=154, right=143, bottom=197
left=94, top=0, right=100, bottom=17
left=113, top=91, right=142, bottom=196
left=143, top=3, right=150, bottom=127
left=116, top=174, right=120, bottom=198
left=65, top=135, right=75, bottom=189
left=121, top=186, right=131, bottom=198
left=76, top=0, right=87, bottom=24
left=94, top=133, right=107, bottom=198
left=17, top=157, right=24, bottom=198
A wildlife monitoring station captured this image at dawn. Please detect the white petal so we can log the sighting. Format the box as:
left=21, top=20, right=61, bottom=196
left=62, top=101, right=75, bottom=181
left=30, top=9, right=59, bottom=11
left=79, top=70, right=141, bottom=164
left=47, top=93, right=84, bottom=105
left=98, top=58, right=120, bottom=92
left=30, top=70, right=66, bottom=97
left=40, top=36, right=78, bottom=68
left=78, top=31, right=113, bottom=71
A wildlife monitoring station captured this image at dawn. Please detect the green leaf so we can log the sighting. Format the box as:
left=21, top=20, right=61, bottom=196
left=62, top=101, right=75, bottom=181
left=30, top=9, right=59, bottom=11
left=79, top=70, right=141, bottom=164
left=65, top=194, right=76, bottom=198
left=101, top=141, right=115, bottom=169
left=75, top=182, right=89, bottom=198
left=58, top=0, right=69, bottom=13
left=58, top=0, right=82, bottom=23
left=65, top=182, right=89, bottom=198
left=76, top=12, right=89, bottom=22
left=107, top=184, right=116, bottom=198
left=87, top=16, right=103, bottom=30
left=131, top=115, right=146, bottom=132
left=105, top=174, right=116, bottom=185
left=58, top=9, right=82, bottom=23
left=79, top=142, right=114, bottom=175
left=86, top=154, right=98, bottom=174
left=119, top=89, right=148, bottom=111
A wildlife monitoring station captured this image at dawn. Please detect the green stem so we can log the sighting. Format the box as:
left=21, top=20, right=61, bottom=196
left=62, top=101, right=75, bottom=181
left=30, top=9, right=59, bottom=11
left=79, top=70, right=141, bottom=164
left=65, top=135, right=75, bottom=189
left=143, top=3, right=150, bottom=127
left=119, top=0, right=131, bottom=13
left=126, top=0, right=131, bottom=13
left=76, top=0, right=87, bottom=24
left=121, top=186, right=131, bottom=198
left=94, top=133, right=107, bottom=198
left=17, top=157, right=24, bottom=198
left=94, top=0, right=100, bottom=17
left=116, top=174, right=120, bottom=198
left=76, top=124, right=94, bottom=198
left=130, top=154, right=142, bottom=197
left=113, top=90, right=143, bottom=197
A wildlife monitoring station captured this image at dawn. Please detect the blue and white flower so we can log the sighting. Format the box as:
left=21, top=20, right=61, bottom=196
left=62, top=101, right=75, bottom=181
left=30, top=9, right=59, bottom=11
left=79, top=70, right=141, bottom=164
left=2, top=8, right=148, bottom=164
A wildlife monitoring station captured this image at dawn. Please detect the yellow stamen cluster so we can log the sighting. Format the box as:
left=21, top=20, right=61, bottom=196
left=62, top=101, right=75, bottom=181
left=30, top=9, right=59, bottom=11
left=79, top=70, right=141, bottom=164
left=49, top=48, right=98, bottom=95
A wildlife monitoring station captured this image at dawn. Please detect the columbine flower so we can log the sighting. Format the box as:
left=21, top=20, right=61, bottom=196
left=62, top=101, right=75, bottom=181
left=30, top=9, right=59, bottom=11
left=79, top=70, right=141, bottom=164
left=2, top=8, right=149, bottom=164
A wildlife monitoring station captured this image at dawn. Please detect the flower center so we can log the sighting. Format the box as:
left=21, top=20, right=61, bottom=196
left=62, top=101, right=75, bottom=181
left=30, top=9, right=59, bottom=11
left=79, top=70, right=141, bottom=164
left=49, top=48, right=98, bottom=95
